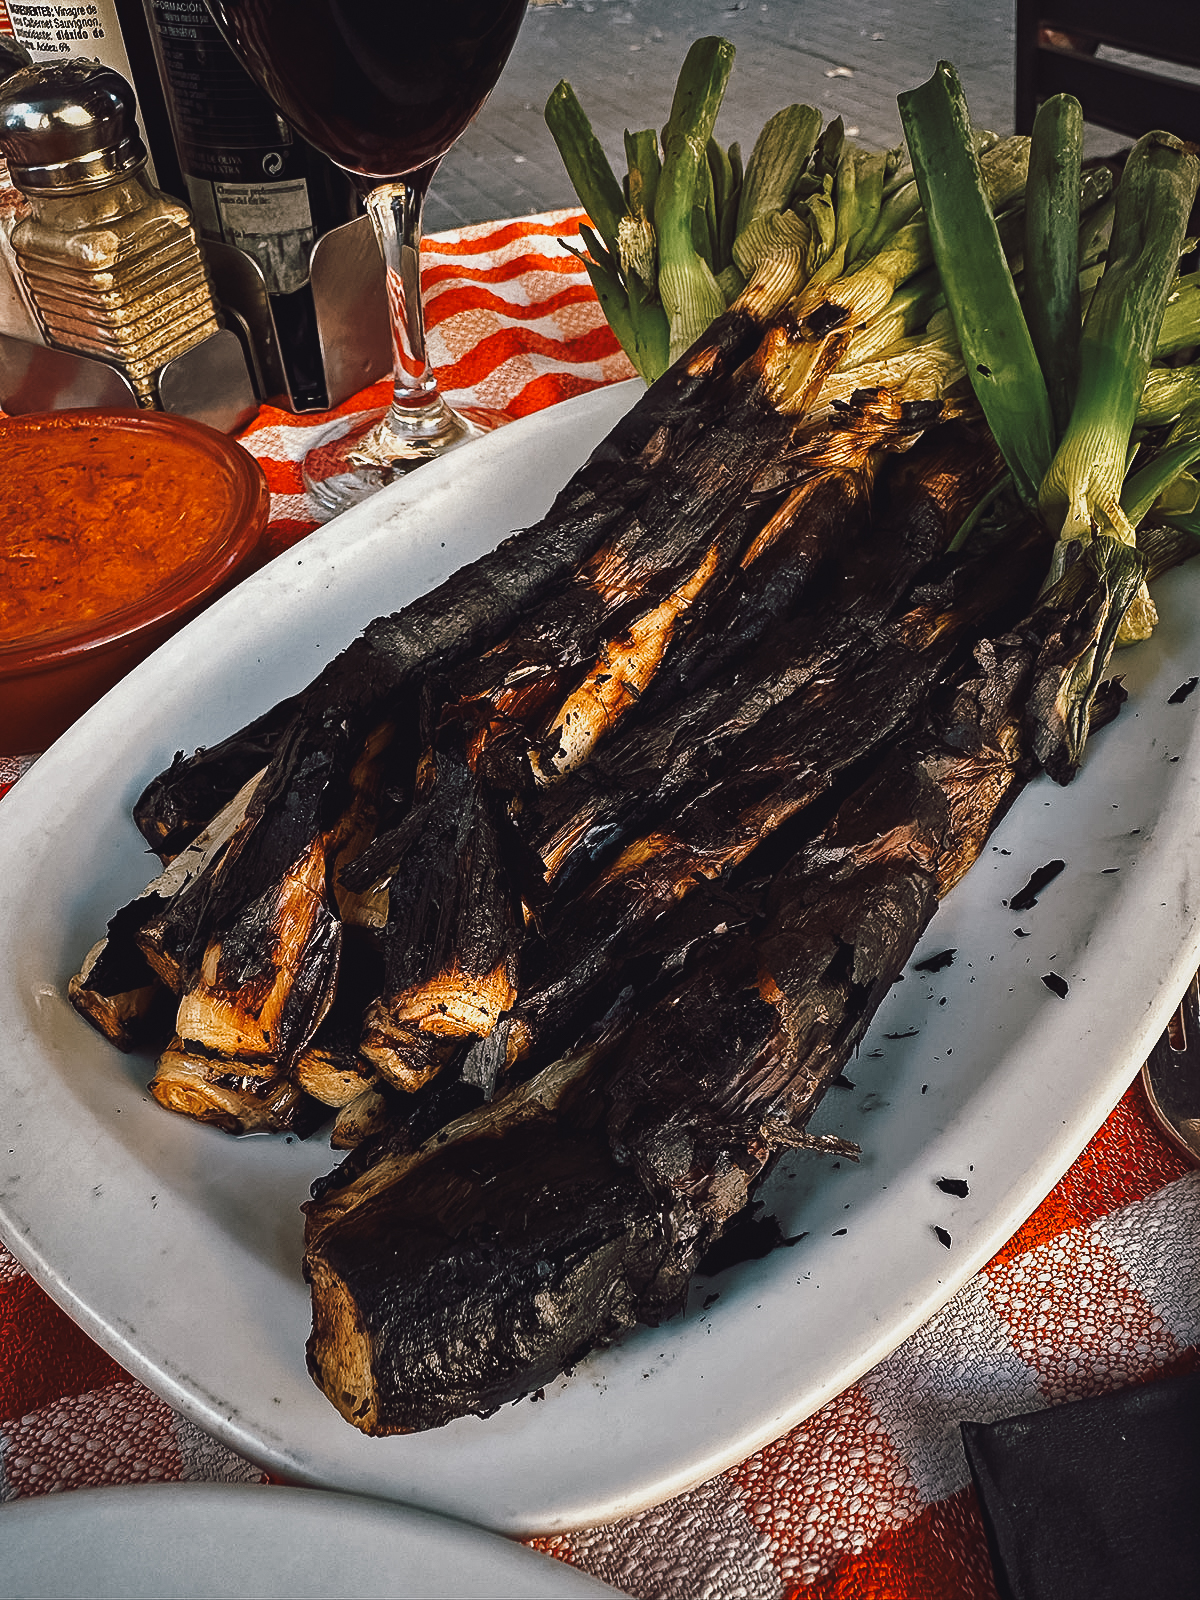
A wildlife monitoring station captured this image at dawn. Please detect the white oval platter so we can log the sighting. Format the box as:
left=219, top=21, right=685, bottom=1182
left=1, top=381, right=1199, bottom=1534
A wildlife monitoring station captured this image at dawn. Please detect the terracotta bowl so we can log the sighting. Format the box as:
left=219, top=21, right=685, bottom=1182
left=1, top=409, right=271, bottom=755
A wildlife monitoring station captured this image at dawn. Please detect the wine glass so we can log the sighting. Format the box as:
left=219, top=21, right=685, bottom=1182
left=205, top=0, right=529, bottom=518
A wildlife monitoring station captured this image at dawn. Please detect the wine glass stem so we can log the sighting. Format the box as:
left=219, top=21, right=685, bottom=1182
left=306, top=162, right=499, bottom=510
left=364, top=175, right=444, bottom=424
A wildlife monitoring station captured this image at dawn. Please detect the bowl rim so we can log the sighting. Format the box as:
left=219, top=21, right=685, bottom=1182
left=0, top=407, right=271, bottom=671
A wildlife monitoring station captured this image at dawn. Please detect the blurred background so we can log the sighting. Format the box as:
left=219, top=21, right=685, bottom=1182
left=427, top=0, right=1158, bottom=231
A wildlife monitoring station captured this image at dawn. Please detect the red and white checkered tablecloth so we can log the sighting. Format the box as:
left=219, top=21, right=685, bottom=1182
left=2, top=210, right=1198, bottom=1600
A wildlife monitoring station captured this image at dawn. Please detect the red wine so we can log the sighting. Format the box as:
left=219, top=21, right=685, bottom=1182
left=206, top=0, right=528, bottom=181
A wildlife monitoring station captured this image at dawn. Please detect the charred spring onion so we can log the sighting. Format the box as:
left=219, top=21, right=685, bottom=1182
left=67, top=50, right=1200, bottom=1435
left=1038, top=129, right=1199, bottom=633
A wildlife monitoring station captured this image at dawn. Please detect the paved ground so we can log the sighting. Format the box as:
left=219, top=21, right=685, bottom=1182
left=426, top=0, right=1020, bottom=231
left=426, top=0, right=1193, bottom=232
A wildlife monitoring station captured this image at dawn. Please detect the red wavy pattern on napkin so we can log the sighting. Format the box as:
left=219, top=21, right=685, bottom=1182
left=233, top=209, right=634, bottom=539
left=422, top=253, right=595, bottom=294
left=421, top=211, right=631, bottom=421
left=425, top=281, right=605, bottom=327
left=433, top=322, right=627, bottom=398
left=426, top=213, right=597, bottom=257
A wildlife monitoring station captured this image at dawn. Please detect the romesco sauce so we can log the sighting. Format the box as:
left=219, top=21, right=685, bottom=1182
left=0, top=411, right=269, bottom=649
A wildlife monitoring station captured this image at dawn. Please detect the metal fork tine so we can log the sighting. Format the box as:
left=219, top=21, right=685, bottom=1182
left=1142, top=967, right=1200, bottom=1165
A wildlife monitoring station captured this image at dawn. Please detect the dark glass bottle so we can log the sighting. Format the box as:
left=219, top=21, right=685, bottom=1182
left=137, top=0, right=358, bottom=408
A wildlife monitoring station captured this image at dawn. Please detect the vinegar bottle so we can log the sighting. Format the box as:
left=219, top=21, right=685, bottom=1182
left=0, top=30, right=42, bottom=343
left=0, top=0, right=182, bottom=195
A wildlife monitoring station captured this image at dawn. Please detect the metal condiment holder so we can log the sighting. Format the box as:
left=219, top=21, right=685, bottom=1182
left=205, top=213, right=391, bottom=414
left=0, top=214, right=390, bottom=432
left=0, top=52, right=391, bottom=432
left=0, top=323, right=259, bottom=434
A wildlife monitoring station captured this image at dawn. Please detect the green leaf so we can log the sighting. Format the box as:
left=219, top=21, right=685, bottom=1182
left=545, top=80, right=627, bottom=259
left=735, top=103, right=822, bottom=235
left=898, top=61, right=1055, bottom=509
left=1023, top=94, right=1083, bottom=437
left=654, top=36, right=735, bottom=361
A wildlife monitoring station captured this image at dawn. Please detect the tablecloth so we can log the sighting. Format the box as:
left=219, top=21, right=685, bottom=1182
left=2, top=209, right=1199, bottom=1600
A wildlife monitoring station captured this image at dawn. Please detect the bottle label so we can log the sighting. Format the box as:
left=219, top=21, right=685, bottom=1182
left=200, top=176, right=316, bottom=296
left=150, top=0, right=293, bottom=174
left=2, top=0, right=131, bottom=68
left=1, top=0, right=163, bottom=186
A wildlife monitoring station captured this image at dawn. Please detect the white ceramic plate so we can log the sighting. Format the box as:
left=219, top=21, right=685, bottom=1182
left=3, top=382, right=1200, bottom=1535
left=0, top=1483, right=617, bottom=1598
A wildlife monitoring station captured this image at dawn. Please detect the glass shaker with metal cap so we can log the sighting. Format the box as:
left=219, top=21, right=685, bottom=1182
left=0, top=57, right=220, bottom=405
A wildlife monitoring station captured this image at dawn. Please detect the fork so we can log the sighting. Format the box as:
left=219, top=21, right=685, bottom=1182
left=1142, top=967, right=1200, bottom=1166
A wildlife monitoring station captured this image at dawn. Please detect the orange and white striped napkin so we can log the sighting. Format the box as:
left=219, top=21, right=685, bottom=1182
left=241, top=208, right=636, bottom=554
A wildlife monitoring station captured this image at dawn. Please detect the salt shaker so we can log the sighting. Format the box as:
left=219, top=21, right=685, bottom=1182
left=0, top=58, right=220, bottom=406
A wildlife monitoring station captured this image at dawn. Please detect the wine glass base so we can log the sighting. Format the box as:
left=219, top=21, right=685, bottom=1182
left=303, top=402, right=511, bottom=521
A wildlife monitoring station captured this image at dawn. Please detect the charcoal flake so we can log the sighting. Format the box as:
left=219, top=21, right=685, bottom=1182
left=937, top=1177, right=969, bottom=1197
left=1009, top=859, right=1066, bottom=911
left=912, top=948, right=956, bottom=973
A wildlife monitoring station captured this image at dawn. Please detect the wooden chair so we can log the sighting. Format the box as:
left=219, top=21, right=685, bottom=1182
left=1015, top=2, right=1200, bottom=147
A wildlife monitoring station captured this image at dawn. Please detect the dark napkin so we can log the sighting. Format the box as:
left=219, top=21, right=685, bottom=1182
left=961, top=1369, right=1200, bottom=1600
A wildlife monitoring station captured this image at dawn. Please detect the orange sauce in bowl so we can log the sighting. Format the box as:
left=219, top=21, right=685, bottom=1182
left=0, top=412, right=267, bottom=649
